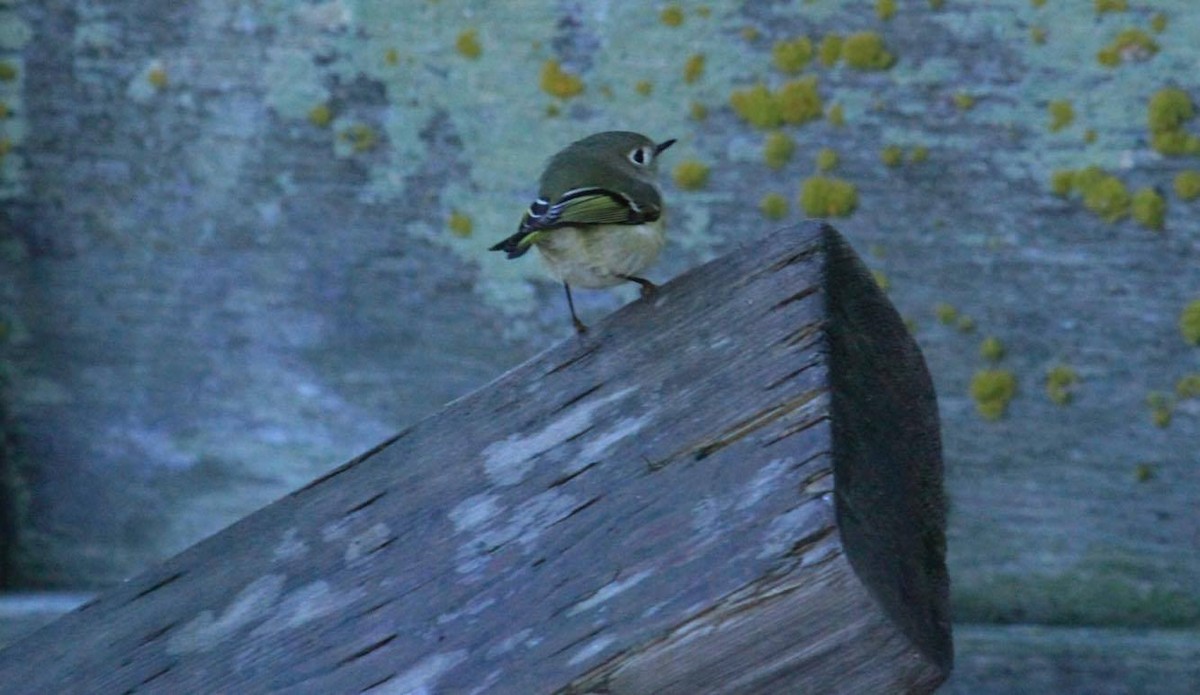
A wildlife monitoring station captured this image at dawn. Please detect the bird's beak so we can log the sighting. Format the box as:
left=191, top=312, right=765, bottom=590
left=655, top=138, right=677, bottom=154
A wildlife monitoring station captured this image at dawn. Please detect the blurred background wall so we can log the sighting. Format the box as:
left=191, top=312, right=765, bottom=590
left=0, top=0, right=1197, bottom=690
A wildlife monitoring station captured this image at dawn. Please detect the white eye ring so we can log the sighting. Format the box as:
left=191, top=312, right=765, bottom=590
left=628, top=146, right=652, bottom=166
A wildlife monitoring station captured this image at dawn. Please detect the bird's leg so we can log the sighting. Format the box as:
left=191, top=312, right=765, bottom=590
left=563, top=282, right=588, bottom=334
left=619, top=275, right=658, bottom=300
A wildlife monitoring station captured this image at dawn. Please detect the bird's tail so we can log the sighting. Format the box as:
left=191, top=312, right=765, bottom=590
left=489, top=229, right=540, bottom=259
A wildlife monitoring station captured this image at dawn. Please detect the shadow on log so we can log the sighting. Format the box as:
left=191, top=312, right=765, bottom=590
left=0, top=222, right=950, bottom=694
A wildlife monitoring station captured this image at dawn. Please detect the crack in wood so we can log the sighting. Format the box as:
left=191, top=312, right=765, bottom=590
left=733, top=241, right=822, bottom=289
left=345, top=491, right=387, bottom=515
left=763, top=358, right=822, bottom=391
left=692, top=389, right=826, bottom=461
left=136, top=664, right=171, bottom=687
left=359, top=672, right=396, bottom=693
left=548, top=461, right=601, bottom=489
left=137, top=620, right=179, bottom=647
left=546, top=344, right=601, bottom=376
left=295, top=427, right=414, bottom=494
left=130, top=571, right=185, bottom=602
left=557, top=383, right=606, bottom=413
left=551, top=495, right=604, bottom=528
left=760, top=413, right=829, bottom=448
left=769, top=285, right=820, bottom=312
left=549, top=625, right=608, bottom=659
left=778, top=320, right=825, bottom=349
left=338, top=634, right=398, bottom=667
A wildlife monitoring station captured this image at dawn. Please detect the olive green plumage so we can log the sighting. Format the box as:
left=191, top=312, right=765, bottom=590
left=489, top=130, right=676, bottom=334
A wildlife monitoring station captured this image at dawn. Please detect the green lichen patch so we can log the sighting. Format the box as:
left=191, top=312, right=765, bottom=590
left=1131, top=188, right=1166, bottom=231
left=0, top=61, right=17, bottom=82
left=672, top=160, right=710, bottom=190
left=1051, top=166, right=1131, bottom=223
left=910, top=145, right=929, bottom=163
left=1046, top=365, right=1079, bottom=405
left=799, top=176, right=857, bottom=217
left=970, top=369, right=1017, bottom=421
left=1147, top=88, right=1200, bottom=156
left=826, top=103, right=845, bottom=127
left=763, top=132, right=795, bottom=169
left=1030, top=26, right=1047, bottom=45
left=1181, top=299, right=1200, bottom=346
left=876, top=0, right=896, bottom=21
left=772, top=37, right=814, bottom=74
left=1145, top=391, right=1173, bottom=428
left=729, top=78, right=823, bottom=129
left=980, top=336, right=1005, bottom=362
left=1048, top=99, right=1074, bottom=132
left=760, top=192, right=789, bottom=219
left=683, top=54, right=705, bottom=84
left=880, top=144, right=903, bottom=167
left=954, top=92, right=976, bottom=111
left=455, top=29, right=482, bottom=59
left=307, top=103, right=333, bottom=128
left=934, top=302, right=958, bottom=325
left=339, top=124, right=378, bottom=153
left=1175, top=373, right=1200, bottom=400
left=1150, top=12, right=1168, bottom=33
left=448, top=210, right=473, bottom=237
left=1173, top=171, right=1200, bottom=200
left=1097, top=29, right=1158, bottom=68
left=660, top=5, right=684, bottom=27
left=540, top=60, right=584, bottom=99
left=842, top=32, right=896, bottom=71
left=635, top=80, right=653, bottom=96
left=815, top=147, right=839, bottom=172
left=818, top=34, right=842, bottom=67
left=871, top=269, right=890, bottom=290
left=1094, top=0, right=1127, bottom=14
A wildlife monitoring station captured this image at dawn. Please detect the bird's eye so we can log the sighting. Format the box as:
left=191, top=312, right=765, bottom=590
left=628, top=147, right=651, bottom=166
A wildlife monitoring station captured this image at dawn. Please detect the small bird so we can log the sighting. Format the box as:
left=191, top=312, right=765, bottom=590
left=489, top=131, right=676, bottom=334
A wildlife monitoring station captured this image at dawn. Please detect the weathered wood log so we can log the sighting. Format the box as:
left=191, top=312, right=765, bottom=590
left=0, top=222, right=950, bottom=693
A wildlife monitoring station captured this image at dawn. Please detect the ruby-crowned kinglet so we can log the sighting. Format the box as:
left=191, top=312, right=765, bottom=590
left=489, top=131, right=676, bottom=334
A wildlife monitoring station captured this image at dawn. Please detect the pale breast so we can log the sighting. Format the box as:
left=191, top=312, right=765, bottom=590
left=535, top=221, right=666, bottom=289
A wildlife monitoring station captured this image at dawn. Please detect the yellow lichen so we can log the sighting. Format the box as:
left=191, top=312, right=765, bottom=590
left=776, top=77, right=823, bottom=124
left=1055, top=166, right=1131, bottom=222
left=954, top=92, right=975, bottom=110
left=760, top=192, right=789, bottom=220
left=872, top=269, right=891, bottom=290
left=540, top=60, right=584, bottom=99
left=0, top=62, right=17, bottom=82
left=816, top=148, right=839, bottom=172
left=384, top=48, right=400, bottom=66
left=340, top=124, right=378, bottom=152
left=147, top=65, right=168, bottom=89
left=1146, top=391, right=1173, bottom=428
left=1031, top=0, right=1046, bottom=7
left=456, top=29, right=482, bottom=59
left=881, top=144, right=903, bottom=168
left=740, top=26, right=760, bottom=42
left=928, top=0, right=944, bottom=8
left=689, top=101, right=708, bottom=120
left=764, top=132, right=795, bottom=170
left=1050, top=169, right=1074, bottom=197
left=1048, top=99, right=1074, bottom=132
left=683, top=54, right=705, bottom=84
left=980, top=337, right=1005, bottom=362
left=842, top=32, right=895, bottom=70
left=876, top=0, right=897, bottom=20
left=1181, top=299, right=1200, bottom=345
left=672, top=160, right=710, bottom=190
left=1147, top=88, right=1200, bottom=156
left=635, top=80, right=653, bottom=96
left=956, top=315, right=976, bottom=333
left=1131, top=188, right=1166, bottom=231
left=1084, top=128, right=1097, bottom=144
left=799, top=176, right=858, bottom=217
left=1097, top=29, right=1158, bottom=67
left=0, top=102, right=8, bottom=119
left=934, top=303, right=958, bottom=324
left=1134, top=463, right=1156, bottom=482
left=772, top=37, right=814, bottom=74
left=1030, top=27, right=1047, bottom=45
left=1094, top=0, right=1127, bottom=13
left=1150, top=12, right=1168, bottom=33
left=818, top=34, right=842, bottom=67
left=827, top=103, right=845, bottom=127
left=970, top=369, right=1017, bottom=421
left=1046, top=365, right=1079, bottom=405
left=448, top=210, right=473, bottom=237
left=308, top=103, right=333, bottom=127
left=660, top=5, right=684, bottom=27
left=730, top=78, right=822, bottom=129
left=910, top=145, right=929, bottom=163
left=1173, top=171, right=1200, bottom=201
left=1174, top=373, right=1200, bottom=400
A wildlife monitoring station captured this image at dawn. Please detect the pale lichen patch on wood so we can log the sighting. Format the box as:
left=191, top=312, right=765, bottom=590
left=368, top=650, right=468, bottom=695
left=272, top=527, right=308, bottom=562
left=448, top=493, right=503, bottom=533
left=482, top=387, right=639, bottom=486
left=757, top=494, right=836, bottom=560
left=248, top=580, right=364, bottom=638
left=569, top=635, right=619, bottom=667
left=166, top=574, right=286, bottom=655
left=568, top=569, right=656, bottom=616
left=344, top=522, right=395, bottom=564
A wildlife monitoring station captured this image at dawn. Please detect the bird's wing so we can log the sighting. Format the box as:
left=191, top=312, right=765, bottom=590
left=521, top=186, right=661, bottom=233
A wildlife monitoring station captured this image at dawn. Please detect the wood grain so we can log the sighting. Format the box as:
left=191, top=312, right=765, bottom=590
left=0, top=223, right=948, bottom=693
